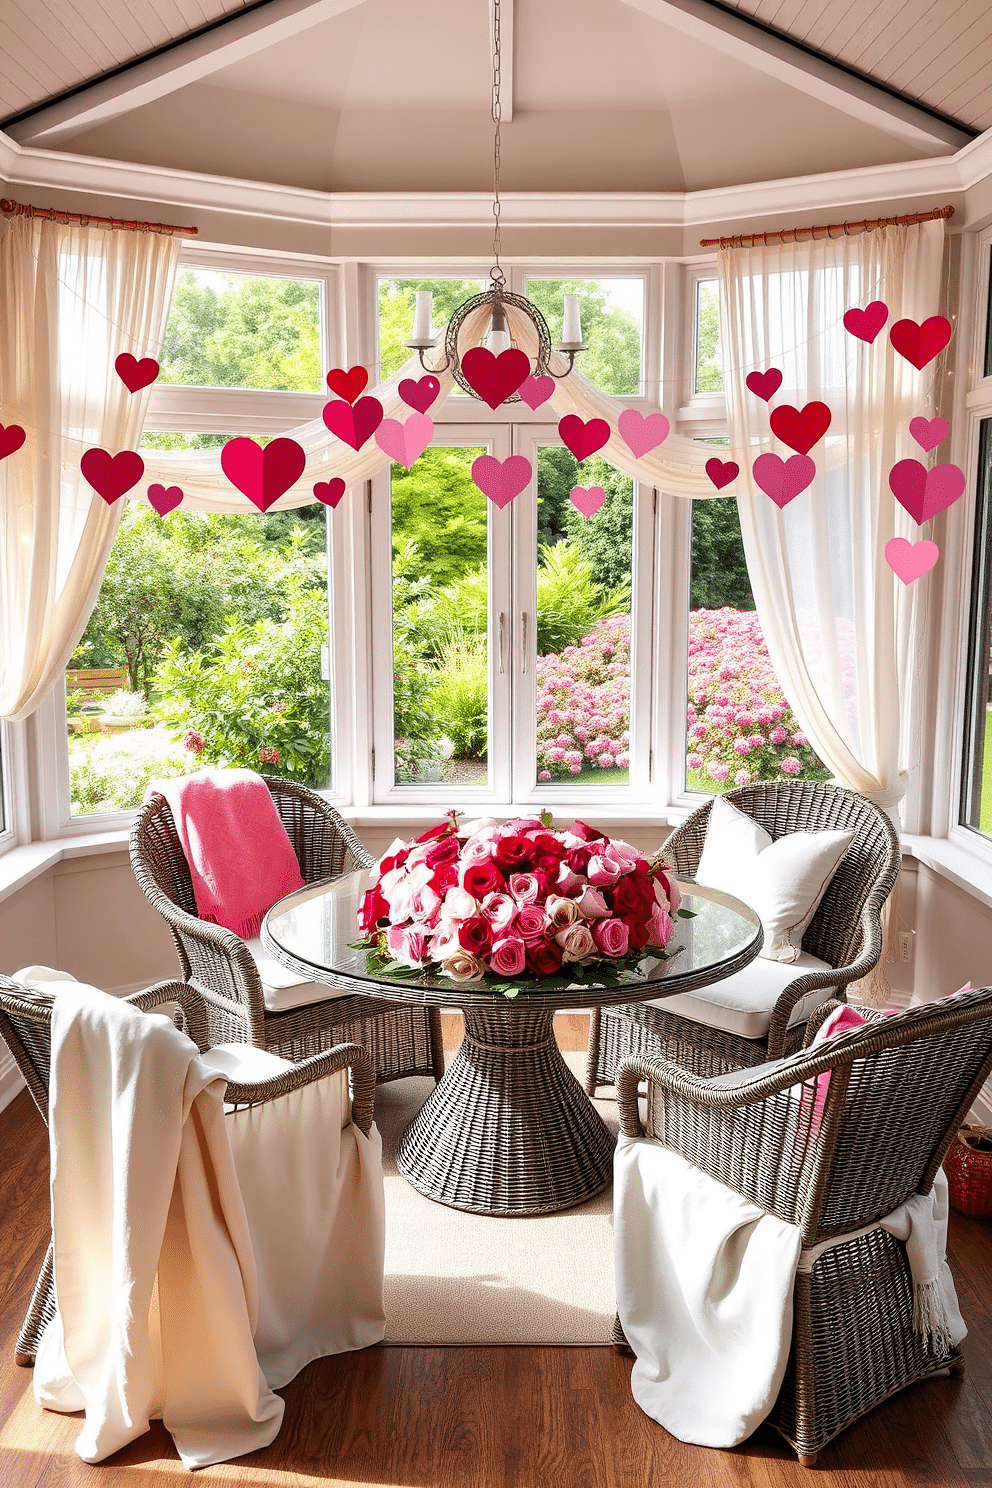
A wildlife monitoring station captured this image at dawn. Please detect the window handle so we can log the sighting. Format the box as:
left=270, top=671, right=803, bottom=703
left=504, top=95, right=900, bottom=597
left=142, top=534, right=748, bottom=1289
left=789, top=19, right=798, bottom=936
left=498, top=612, right=506, bottom=674
left=521, top=611, right=529, bottom=673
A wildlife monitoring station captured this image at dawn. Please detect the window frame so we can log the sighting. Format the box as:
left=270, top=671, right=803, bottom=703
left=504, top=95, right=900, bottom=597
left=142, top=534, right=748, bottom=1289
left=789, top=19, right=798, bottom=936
left=678, top=262, right=728, bottom=437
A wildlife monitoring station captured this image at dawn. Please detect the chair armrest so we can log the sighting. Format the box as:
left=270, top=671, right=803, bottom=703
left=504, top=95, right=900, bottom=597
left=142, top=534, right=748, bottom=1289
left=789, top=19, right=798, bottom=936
left=766, top=900, right=886, bottom=1056
left=222, top=1043, right=376, bottom=1136
left=125, top=981, right=211, bottom=1051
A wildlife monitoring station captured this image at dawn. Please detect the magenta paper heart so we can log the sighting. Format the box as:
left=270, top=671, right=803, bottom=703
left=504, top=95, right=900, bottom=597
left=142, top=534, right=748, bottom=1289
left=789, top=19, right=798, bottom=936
left=322, top=395, right=384, bottom=450
left=843, top=302, right=888, bottom=343
left=461, top=346, right=531, bottom=409
left=769, top=401, right=831, bottom=456
left=745, top=368, right=783, bottom=402
left=221, top=437, right=307, bottom=513
left=398, top=375, right=441, bottom=413
left=558, top=415, right=610, bottom=462
left=618, top=409, right=670, bottom=458
left=888, top=459, right=965, bottom=525
left=313, top=478, right=346, bottom=508
left=885, top=537, right=939, bottom=585
left=909, top=416, right=949, bottom=452
left=374, top=412, right=433, bottom=469
left=752, top=452, right=816, bottom=508
left=889, top=316, right=952, bottom=370
left=80, top=448, right=145, bottom=503
left=325, top=366, right=369, bottom=404
left=114, top=353, right=160, bottom=392
left=518, top=374, right=555, bottom=410
left=0, top=422, right=26, bottom=460
left=569, top=485, right=606, bottom=518
left=147, top=483, right=183, bottom=516
left=705, top=458, right=739, bottom=491
left=471, top=454, right=532, bottom=508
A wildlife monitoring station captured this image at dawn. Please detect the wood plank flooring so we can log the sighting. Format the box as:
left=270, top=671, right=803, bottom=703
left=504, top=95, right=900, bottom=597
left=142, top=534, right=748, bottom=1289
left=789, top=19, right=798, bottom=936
left=1, top=1014, right=990, bottom=1486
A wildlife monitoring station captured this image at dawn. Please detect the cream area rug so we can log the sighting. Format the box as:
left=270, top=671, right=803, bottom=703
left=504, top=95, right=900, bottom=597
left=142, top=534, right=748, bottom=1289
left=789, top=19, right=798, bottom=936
left=375, top=1054, right=618, bottom=1345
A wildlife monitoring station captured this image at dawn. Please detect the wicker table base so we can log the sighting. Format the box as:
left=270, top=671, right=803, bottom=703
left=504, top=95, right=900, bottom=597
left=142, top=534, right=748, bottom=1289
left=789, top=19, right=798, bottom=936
left=396, top=1005, right=616, bottom=1215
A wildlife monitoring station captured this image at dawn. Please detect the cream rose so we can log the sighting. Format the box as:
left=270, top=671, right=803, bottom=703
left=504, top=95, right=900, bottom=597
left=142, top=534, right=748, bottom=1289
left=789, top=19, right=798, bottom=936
left=439, top=947, right=485, bottom=982
left=545, top=894, right=582, bottom=930
left=555, top=922, right=597, bottom=962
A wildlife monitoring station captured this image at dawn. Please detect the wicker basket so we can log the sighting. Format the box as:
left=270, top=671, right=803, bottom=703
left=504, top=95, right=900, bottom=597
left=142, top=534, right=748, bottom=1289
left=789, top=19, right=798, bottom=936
left=943, top=1125, right=992, bottom=1218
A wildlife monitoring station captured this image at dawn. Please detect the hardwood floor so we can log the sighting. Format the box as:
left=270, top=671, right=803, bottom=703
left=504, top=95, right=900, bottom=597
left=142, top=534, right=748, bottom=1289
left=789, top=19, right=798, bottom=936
left=1, top=1013, right=991, bottom=1486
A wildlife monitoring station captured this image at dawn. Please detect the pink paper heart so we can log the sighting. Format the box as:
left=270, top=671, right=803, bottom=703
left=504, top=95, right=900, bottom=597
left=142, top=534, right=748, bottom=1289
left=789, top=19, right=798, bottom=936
left=221, top=437, right=307, bottom=513
left=80, top=448, right=145, bottom=503
left=322, top=395, right=384, bottom=450
left=888, top=459, right=965, bottom=525
left=147, top=483, right=183, bottom=515
left=471, top=454, right=532, bottom=508
left=374, top=412, right=434, bottom=469
left=313, top=478, right=346, bottom=508
left=745, top=368, right=783, bottom=402
left=325, top=366, right=369, bottom=404
left=518, top=374, right=555, bottom=410
left=705, top=458, right=739, bottom=491
left=889, top=316, right=952, bottom=370
left=843, top=302, right=888, bottom=343
left=461, top=347, right=530, bottom=409
left=885, top=537, right=939, bottom=585
left=752, top=452, right=816, bottom=508
left=398, top=375, right=441, bottom=413
left=618, top=409, right=670, bottom=458
left=558, top=415, right=611, bottom=462
left=114, top=353, right=160, bottom=393
left=909, top=416, right=949, bottom=452
left=569, top=485, right=606, bottom=518
left=0, top=422, right=26, bottom=460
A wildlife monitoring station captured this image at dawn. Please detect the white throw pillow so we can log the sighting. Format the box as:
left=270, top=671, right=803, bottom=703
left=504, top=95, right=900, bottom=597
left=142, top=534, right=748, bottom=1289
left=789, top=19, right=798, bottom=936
left=695, top=795, right=854, bottom=963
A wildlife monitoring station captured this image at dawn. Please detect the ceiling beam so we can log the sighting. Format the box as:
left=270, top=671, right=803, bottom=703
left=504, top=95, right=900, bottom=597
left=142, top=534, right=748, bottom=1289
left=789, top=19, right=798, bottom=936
left=620, top=0, right=973, bottom=155
left=6, top=0, right=371, bottom=149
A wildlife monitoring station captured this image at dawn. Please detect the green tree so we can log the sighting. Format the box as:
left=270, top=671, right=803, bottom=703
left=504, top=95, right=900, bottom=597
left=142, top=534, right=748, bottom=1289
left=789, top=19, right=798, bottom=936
left=695, top=281, right=724, bottom=393
left=536, top=446, right=578, bottom=547
left=526, top=280, right=641, bottom=395
left=690, top=498, right=753, bottom=610
left=564, top=457, right=634, bottom=591
left=390, top=447, right=487, bottom=589
left=377, top=278, right=485, bottom=381
left=159, top=271, right=322, bottom=391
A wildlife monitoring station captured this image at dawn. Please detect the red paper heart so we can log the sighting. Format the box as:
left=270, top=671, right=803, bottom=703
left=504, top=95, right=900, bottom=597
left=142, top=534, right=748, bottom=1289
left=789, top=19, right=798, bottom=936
left=769, top=401, right=831, bottom=456
left=888, top=459, right=965, bottom=525
left=313, top=478, right=346, bottom=508
left=705, top=458, right=739, bottom=490
left=80, top=448, right=145, bottom=503
left=909, top=416, right=950, bottom=452
left=558, top=414, right=611, bottom=462
left=221, top=437, right=307, bottom=512
left=518, top=374, right=555, bottom=410
left=325, top=366, right=369, bottom=404
left=471, top=454, right=532, bottom=508
left=843, top=302, right=888, bottom=343
left=0, top=422, right=26, bottom=460
left=398, top=375, right=441, bottom=413
left=114, top=353, right=160, bottom=393
left=745, top=368, right=783, bottom=402
left=322, top=395, right=384, bottom=450
left=460, top=347, right=530, bottom=409
left=752, top=453, right=816, bottom=508
left=147, top=483, right=183, bottom=516
left=889, top=316, right=952, bottom=370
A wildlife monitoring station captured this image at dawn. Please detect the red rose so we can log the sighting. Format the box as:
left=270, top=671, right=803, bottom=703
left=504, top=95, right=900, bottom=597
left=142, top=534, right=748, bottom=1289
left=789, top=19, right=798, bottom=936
left=358, top=886, right=389, bottom=934
left=425, top=836, right=461, bottom=868
left=622, top=913, right=652, bottom=950
left=461, top=861, right=505, bottom=899
left=612, top=873, right=655, bottom=917
left=458, top=916, right=493, bottom=955
left=416, top=820, right=455, bottom=843
left=526, top=939, right=563, bottom=977
left=379, top=848, right=409, bottom=876
left=564, top=846, right=594, bottom=873
left=430, top=861, right=460, bottom=894
left=494, top=835, right=535, bottom=871
left=569, top=820, right=607, bottom=842
left=531, top=832, right=566, bottom=862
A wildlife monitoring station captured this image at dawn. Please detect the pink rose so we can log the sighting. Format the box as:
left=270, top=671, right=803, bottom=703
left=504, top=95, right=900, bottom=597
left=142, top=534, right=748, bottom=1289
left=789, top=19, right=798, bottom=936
left=385, top=924, right=429, bottom=968
left=508, top=872, right=543, bottom=905
left=555, top=864, right=585, bottom=896
left=574, top=885, right=610, bottom=919
left=555, top=923, right=597, bottom=963
left=647, top=905, right=674, bottom=947
left=514, top=904, right=550, bottom=944
left=489, top=937, right=527, bottom=977
left=480, top=891, right=517, bottom=931
left=592, top=917, right=630, bottom=958
left=407, top=884, right=441, bottom=925
left=443, top=885, right=479, bottom=920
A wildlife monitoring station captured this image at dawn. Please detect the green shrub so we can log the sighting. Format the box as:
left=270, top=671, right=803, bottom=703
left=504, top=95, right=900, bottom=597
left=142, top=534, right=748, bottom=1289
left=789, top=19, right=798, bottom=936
left=427, top=634, right=488, bottom=758
left=69, top=729, right=196, bottom=814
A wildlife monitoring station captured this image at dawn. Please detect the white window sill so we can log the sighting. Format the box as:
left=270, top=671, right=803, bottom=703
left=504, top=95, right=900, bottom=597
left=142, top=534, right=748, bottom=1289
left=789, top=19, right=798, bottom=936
left=0, top=829, right=132, bottom=905
left=902, top=834, right=992, bottom=911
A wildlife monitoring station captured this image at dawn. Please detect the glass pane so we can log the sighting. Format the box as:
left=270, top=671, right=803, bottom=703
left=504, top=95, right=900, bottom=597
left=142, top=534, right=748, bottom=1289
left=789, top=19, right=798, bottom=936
left=526, top=278, right=643, bottom=396
left=695, top=279, right=723, bottom=393
left=158, top=269, right=323, bottom=391
left=985, top=251, right=992, bottom=380
left=534, top=449, right=632, bottom=787
left=68, top=499, right=330, bottom=815
left=390, top=447, right=489, bottom=786
left=961, top=419, right=992, bottom=833
left=377, top=278, right=485, bottom=383
left=686, top=498, right=829, bottom=792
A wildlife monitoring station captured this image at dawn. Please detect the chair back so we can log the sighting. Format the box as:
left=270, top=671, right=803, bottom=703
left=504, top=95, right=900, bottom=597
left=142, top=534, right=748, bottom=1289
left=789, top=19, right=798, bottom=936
left=0, top=978, right=55, bottom=1121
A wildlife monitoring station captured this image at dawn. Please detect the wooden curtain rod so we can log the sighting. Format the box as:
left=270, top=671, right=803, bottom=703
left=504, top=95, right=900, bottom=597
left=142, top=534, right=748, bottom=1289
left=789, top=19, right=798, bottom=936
left=700, top=204, right=953, bottom=249
left=0, top=198, right=197, bottom=237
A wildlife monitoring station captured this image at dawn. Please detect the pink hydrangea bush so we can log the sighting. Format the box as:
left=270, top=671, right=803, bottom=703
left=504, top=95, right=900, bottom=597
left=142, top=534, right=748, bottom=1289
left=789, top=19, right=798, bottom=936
left=536, top=616, right=630, bottom=781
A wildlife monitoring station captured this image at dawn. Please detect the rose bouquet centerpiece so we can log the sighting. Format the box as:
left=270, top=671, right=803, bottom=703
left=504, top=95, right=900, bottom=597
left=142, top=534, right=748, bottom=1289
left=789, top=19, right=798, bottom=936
left=355, top=811, right=689, bottom=997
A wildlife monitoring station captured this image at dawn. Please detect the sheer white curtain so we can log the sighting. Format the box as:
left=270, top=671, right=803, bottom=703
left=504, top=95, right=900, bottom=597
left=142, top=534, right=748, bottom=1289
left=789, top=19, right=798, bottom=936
left=718, top=220, right=946, bottom=817
left=0, top=215, right=180, bottom=719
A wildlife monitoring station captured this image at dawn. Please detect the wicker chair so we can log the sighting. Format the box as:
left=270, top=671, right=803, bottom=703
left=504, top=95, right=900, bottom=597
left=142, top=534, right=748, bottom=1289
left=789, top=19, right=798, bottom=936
left=586, top=781, right=901, bottom=1088
left=130, top=777, right=443, bottom=1084
left=614, top=987, right=992, bottom=1465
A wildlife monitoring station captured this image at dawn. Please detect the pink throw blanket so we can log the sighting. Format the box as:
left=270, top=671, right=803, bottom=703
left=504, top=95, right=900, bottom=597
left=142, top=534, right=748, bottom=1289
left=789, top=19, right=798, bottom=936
left=154, top=770, right=304, bottom=939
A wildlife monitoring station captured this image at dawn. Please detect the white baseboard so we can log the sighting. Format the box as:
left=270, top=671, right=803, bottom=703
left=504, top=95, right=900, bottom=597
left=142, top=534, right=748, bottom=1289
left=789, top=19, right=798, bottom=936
left=0, top=1050, right=25, bottom=1116
left=969, top=1082, right=992, bottom=1128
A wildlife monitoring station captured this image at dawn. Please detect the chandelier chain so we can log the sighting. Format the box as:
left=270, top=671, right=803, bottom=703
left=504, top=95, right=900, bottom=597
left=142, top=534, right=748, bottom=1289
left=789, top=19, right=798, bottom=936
left=491, top=0, right=503, bottom=286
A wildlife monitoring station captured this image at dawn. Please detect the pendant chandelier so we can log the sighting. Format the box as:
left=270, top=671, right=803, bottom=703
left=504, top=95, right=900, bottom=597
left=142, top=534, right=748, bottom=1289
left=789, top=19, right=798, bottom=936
left=405, top=0, right=585, bottom=401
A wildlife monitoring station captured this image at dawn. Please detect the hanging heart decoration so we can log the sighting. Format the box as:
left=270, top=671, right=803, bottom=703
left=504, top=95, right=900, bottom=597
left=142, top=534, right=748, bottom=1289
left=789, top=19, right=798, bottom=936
left=909, top=416, right=950, bottom=452
left=885, top=537, right=939, bottom=585
left=558, top=414, right=610, bottom=462
left=752, top=452, right=816, bottom=508
left=114, top=353, right=160, bottom=392
left=888, top=459, right=965, bottom=525
left=0, top=423, right=26, bottom=460
left=374, top=413, right=434, bottom=470
left=769, top=400, right=831, bottom=455
left=313, top=478, right=347, bottom=508
left=745, top=368, right=783, bottom=402
left=889, top=316, right=952, bottom=370
left=325, top=366, right=369, bottom=404
left=461, top=347, right=531, bottom=409
left=842, top=302, right=888, bottom=343
left=618, top=409, right=670, bottom=458
left=569, top=485, right=606, bottom=518
left=517, top=374, right=555, bottom=410
left=471, top=453, right=532, bottom=508
left=147, top=483, right=184, bottom=516
left=398, top=375, right=441, bottom=412
left=80, top=448, right=145, bottom=504
left=322, top=395, right=384, bottom=450
left=221, top=437, right=307, bottom=513
left=705, top=458, right=739, bottom=490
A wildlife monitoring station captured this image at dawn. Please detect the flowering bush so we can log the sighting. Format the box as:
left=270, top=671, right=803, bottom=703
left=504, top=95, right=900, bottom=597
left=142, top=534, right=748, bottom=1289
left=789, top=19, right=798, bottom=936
left=536, top=615, right=630, bottom=782
left=69, top=727, right=198, bottom=815
left=356, top=812, right=684, bottom=997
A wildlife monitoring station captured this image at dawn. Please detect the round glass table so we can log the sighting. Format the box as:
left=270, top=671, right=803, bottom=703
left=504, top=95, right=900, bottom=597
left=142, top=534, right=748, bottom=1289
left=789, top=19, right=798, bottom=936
left=262, top=871, right=761, bottom=1216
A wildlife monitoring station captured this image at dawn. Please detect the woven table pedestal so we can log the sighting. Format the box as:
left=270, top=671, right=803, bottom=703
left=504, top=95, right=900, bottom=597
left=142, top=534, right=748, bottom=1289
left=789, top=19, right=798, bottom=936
left=397, top=1005, right=615, bottom=1215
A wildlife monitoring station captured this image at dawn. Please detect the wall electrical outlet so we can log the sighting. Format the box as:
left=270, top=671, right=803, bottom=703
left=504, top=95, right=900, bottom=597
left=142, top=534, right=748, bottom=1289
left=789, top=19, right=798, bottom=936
left=898, top=932, right=914, bottom=964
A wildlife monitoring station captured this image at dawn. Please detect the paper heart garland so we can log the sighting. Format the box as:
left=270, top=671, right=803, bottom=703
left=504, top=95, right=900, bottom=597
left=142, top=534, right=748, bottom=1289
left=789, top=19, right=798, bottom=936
left=461, top=347, right=531, bottom=409
left=313, top=478, right=346, bottom=508
left=322, top=395, right=384, bottom=450
left=147, top=484, right=183, bottom=516
left=752, top=452, right=816, bottom=508
left=0, top=423, right=26, bottom=460
left=325, top=366, right=369, bottom=404
left=558, top=414, right=611, bottom=462
left=518, top=375, right=555, bottom=410
left=745, top=368, right=783, bottom=402
left=705, top=458, right=739, bottom=491
left=889, top=316, right=952, bottom=370
left=885, top=537, right=939, bottom=585
left=618, top=409, right=669, bottom=458
left=769, top=400, right=831, bottom=456
left=569, top=485, right=606, bottom=518
left=398, top=375, right=441, bottom=413
left=221, top=437, right=307, bottom=513
left=909, top=416, right=949, bottom=452
left=843, top=302, right=888, bottom=343
left=471, top=454, right=532, bottom=508
left=374, top=412, right=434, bottom=469
left=80, top=448, right=145, bottom=503
left=888, top=459, right=965, bottom=525
left=114, top=353, right=160, bottom=393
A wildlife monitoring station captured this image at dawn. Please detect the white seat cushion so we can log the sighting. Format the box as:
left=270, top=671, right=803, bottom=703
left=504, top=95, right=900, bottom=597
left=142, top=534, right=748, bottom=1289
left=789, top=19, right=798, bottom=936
left=243, top=937, right=354, bottom=1014
left=643, top=951, right=833, bottom=1041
